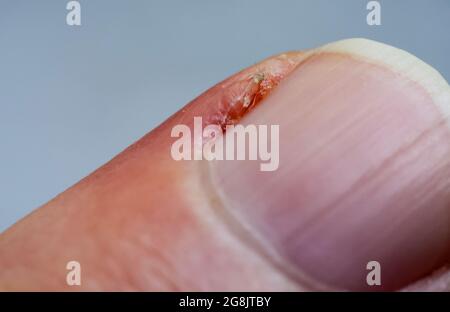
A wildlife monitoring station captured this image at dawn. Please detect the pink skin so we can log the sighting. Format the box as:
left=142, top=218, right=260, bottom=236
left=0, top=46, right=449, bottom=291
left=0, top=53, right=305, bottom=291
left=211, top=53, right=450, bottom=290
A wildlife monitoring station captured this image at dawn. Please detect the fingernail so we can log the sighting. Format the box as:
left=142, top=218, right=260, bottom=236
left=209, top=39, right=450, bottom=290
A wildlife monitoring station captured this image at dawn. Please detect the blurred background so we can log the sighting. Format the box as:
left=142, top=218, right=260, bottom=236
left=0, top=0, right=449, bottom=232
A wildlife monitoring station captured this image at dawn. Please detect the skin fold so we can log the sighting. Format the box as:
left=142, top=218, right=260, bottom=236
left=0, top=38, right=449, bottom=291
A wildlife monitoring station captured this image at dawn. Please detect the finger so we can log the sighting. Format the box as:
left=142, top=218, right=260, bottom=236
left=0, top=39, right=448, bottom=291
left=209, top=38, right=450, bottom=291
left=0, top=51, right=307, bottom=291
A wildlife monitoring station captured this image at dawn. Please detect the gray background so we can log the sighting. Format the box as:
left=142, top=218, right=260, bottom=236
left=1, top=0, right=449, bottom=232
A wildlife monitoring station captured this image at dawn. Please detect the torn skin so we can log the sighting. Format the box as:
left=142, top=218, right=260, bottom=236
left=206, top=53, right=305, bottom=132
left=209, top=72, right=283, bottom=131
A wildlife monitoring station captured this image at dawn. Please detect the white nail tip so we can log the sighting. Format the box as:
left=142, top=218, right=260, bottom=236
left=313, top=38, right=450, bottom=122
